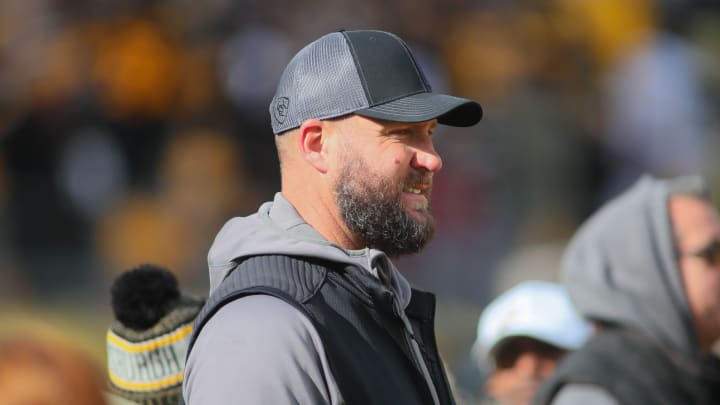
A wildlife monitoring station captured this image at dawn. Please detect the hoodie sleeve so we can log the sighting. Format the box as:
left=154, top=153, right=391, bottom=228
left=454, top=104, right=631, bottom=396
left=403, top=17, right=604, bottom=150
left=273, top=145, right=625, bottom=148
left=183, top=295, right=341, bottom=404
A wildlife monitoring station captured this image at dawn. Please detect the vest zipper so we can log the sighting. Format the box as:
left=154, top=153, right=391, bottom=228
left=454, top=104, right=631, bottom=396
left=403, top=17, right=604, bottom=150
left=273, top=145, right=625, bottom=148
left=373, top=256, right=441, bottom=405
left=390, top=292, right=441, bottom=405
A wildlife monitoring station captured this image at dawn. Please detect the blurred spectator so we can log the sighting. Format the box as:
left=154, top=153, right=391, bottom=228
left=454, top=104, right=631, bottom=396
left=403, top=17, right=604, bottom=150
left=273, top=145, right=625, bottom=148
left=442, top=9, right=529, bottom=105
left=536, top=175, right=720, bottom=404
left=107, top=264, right=204, bottom=405
left=92, top=16, right=184, bottom=120
left=0, top=334, right=106, bottom=405
left=58, top=126, right=129, bottom=220
left=553, top=0, right=655, bottom=71
left=156, top=128, right=258, bottom=231
left=95, top=193, right=195, bottom=282
left=218, top=25, right=293, bottom=111
left=95, top=126, right=259, bottom=288
left=601, top=29, right=712, bottom=198
left=472, top=281, right=590, bottom=405
left=552, top=0, right=715, bottom=200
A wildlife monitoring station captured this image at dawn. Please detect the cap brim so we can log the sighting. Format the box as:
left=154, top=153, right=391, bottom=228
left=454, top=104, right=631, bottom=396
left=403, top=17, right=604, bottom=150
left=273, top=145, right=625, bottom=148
left=355, top=92, right=483, bottom=127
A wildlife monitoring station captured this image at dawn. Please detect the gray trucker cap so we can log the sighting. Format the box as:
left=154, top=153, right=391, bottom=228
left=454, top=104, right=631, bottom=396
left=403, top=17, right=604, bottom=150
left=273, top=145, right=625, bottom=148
left=269, top=30, right=483, bottom=134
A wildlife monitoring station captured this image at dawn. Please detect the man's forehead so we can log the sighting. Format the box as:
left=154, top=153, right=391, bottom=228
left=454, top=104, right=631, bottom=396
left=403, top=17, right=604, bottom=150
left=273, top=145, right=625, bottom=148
left=670, top=195, right=720, bottom=244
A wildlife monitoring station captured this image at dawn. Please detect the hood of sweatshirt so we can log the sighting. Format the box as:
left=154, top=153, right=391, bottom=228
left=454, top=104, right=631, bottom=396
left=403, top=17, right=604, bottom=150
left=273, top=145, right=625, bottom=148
left=206, top=193, right=412, bottom=308
left=561, top=175, right=701, bottom=359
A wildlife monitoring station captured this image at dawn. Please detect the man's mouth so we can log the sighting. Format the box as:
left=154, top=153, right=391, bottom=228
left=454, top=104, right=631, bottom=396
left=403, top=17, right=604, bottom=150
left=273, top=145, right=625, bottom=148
left=402, top=182, right=431, bottom=195
left=403, top=186, right=423, bottom=194
left=402, top=182, right=432, bottom=212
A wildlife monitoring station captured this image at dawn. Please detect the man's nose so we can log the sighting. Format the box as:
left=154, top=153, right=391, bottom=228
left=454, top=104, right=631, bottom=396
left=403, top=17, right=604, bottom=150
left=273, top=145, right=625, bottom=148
left=411, top=145, right=443, bottom=173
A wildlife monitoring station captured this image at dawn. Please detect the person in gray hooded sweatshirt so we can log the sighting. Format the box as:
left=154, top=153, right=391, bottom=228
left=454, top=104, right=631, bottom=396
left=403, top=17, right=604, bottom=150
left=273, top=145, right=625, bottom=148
left=182, top=29, right=483, bottom=405
left=534, top=175, right=720, bottom=405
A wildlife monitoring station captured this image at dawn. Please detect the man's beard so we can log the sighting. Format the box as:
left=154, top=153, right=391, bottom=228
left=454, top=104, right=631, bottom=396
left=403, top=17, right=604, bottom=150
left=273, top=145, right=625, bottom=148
left=334, top=160, right=435, bottom=257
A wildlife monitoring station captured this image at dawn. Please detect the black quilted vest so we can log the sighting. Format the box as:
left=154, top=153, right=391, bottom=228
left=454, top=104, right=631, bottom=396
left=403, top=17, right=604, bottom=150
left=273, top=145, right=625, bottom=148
left=533, top=328, right=720, bottom=405
left=187, top=255, right=456, bottom=405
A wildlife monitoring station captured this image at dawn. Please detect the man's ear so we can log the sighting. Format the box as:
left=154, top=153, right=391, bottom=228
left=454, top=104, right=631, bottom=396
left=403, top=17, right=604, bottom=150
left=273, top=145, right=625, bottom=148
left=299, top=119, right=329, bottom=173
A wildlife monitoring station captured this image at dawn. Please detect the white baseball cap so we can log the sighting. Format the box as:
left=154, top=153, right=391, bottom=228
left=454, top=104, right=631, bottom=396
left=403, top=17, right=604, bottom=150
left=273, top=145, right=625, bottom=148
left=472, top=281, right=591, bottom=366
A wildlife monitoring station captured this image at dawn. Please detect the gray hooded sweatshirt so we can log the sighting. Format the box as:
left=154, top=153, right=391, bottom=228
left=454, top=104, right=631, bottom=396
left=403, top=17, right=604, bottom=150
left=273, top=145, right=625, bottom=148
left=548, top=176, right=703, bottom=405
left=183, top=193, right=439, bottom=404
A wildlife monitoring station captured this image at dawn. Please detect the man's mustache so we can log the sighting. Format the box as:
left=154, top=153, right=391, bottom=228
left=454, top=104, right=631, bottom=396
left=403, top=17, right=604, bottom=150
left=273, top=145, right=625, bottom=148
left=402, top=172, right=433, bottom=192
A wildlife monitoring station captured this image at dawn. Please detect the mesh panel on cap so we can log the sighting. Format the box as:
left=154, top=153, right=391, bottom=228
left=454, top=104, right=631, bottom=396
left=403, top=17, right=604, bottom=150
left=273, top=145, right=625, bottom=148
left=270, top=32, right=369, bottom=134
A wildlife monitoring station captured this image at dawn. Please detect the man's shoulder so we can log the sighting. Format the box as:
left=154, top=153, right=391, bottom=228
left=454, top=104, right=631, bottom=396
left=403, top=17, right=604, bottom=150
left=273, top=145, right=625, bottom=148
left=221, top=254, right=333, bottom=300
left=193, top=255, right=344, bottom=360
left=548, top=384, right=620, bottom=405
left=196, top=294, right=318, bottom=344
left=187, top=295, right=325, bottom=371
left=183, top=296, right=337, bottom=405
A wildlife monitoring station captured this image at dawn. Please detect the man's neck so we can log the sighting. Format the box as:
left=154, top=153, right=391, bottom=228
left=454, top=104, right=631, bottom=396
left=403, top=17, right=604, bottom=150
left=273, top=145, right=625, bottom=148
left=280, top=188, right=362, bottom=250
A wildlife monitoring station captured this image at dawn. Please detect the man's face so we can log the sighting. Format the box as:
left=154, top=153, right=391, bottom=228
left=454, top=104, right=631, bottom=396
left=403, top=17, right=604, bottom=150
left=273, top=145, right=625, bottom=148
left=671, top=195, right=720, bottom=352
left=331, top=115, right=442, bottom=257
left=486, top=337, right=566, bottom=405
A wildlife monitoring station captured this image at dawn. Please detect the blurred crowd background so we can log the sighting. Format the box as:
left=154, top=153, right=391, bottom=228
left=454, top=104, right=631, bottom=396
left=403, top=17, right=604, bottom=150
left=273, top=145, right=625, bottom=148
left=1, top=0, right=719, bottom=399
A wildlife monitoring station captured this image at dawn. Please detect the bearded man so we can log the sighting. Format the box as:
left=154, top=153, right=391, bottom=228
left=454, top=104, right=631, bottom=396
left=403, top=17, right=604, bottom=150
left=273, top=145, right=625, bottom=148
left=182, top=30, right=482, bottom=405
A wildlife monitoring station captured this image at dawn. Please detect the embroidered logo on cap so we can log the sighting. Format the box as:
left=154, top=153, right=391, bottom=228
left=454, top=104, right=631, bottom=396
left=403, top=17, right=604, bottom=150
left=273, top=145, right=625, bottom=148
left=274, top=97, right=289, bottom=124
